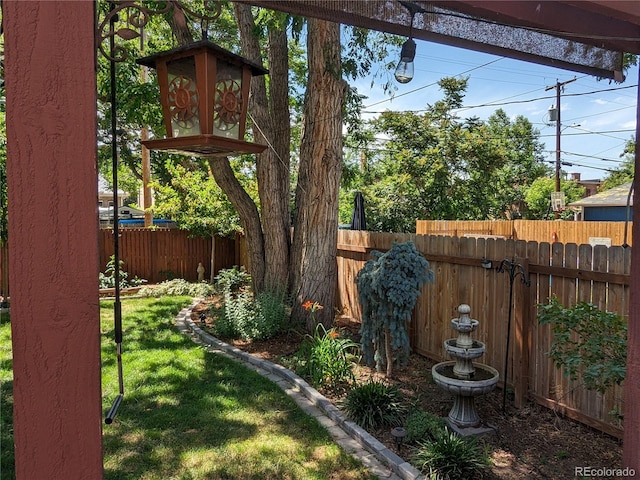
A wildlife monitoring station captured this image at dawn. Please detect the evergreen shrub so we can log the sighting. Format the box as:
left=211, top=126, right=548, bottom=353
left=405, top=410, right=447, bottom=444
left=355, top=241, right=434, bottom=376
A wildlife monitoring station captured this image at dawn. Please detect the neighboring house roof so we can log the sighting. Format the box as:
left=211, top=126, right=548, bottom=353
left=98, top=174, right=126, bottom=197
left=569, top=182, right=633, bottom=208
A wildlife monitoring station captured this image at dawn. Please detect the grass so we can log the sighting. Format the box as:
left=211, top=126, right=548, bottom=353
left=1, top=296, right=374, bottom=480
left=1, top=308, right=14, bottom=480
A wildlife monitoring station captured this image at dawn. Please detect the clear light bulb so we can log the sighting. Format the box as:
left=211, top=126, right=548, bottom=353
left=394, top=38, right=416, bottom=84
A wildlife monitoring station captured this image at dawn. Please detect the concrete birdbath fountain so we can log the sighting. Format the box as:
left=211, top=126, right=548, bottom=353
left=432, top=304, right=499, bottom=435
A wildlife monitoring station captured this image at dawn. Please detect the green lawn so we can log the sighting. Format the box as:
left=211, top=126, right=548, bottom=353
left=1, top=297, right=374, bottom=480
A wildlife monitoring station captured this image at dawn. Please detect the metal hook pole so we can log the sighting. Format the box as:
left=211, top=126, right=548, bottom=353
left=497, top=257, right=530, bottom=413
left=105, top=6, right=125, bottom=425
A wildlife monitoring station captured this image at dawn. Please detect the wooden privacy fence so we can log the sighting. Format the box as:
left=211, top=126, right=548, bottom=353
left=416, top=219, right=633, bottom=246
left=336, top=229, right=629, bottom=438
left=99, top=229, right=238, bottom=284
left=1, top=230, right=241, bottom=296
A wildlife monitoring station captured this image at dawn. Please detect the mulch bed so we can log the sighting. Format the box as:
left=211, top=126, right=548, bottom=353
left=190, top=299, right=623, bottom=480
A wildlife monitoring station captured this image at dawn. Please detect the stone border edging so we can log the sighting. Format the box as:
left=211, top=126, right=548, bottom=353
left=175, top=300, right=424, bottom=480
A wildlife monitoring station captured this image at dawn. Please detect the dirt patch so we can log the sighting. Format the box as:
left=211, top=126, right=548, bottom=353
left=190, top=300, right=623, bottom=479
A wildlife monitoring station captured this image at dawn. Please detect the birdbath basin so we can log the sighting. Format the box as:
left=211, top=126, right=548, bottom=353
left=432, top=361, right=499, bottom=427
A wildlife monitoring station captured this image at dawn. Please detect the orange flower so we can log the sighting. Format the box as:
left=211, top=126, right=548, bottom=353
left=328, top=330, right=340, bottom=339
left=302, top=300, right=313, bottom=311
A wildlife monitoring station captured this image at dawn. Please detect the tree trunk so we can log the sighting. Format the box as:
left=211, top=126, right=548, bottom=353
left=167, top=5, right=194, bottom=45
left=210, top=234, right=215, bottom=283
left=385, top=326, right=394, bottom=378
left=207, top=157, right=265, bottom=292
left=235, top=4, right=291, bottom=292
left=290, top=19, right=346, bottom=330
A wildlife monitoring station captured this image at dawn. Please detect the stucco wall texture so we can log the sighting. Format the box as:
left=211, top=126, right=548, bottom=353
left=5, top=2, right=103, bottom=478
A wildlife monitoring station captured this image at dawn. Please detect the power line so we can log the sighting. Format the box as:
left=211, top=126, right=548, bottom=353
left=461, top=84, right=637, bottom=111
left=543, top=159, right=615, bottom=173
left=564, top=103, right=637, bottom=123
left=362, top=84, right=638, bottom=114
left=363, top=57, right=504, bottom=109
left=561, top=150, right=627, bottom=163
left=537, top=128, right=635, bottom=139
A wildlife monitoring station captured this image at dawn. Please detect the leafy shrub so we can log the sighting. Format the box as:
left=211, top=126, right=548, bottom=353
left=341, top=380, right=407, bottom=431
left=210, top=267, right=290, bottom=341
left=254, top=290, right=290, bottom=338
left=405, top=411, right=447, bottom=444
left=216, top=288, right=257, bottom=338
left=356, top=241, right=434, bottom=377
left=139, top=279, right=216, bottom=298
left=295, top=323, right=359, bottom=391
left=412, top=430, right=490, bottom=479
left=215, top=266, right=251, bottom=294
left=99, top=255, right=146, bottom=289
left=538, top=297, right=627, bottom=393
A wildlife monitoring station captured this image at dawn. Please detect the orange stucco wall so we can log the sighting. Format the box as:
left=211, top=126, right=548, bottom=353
left=5, top=2, right=103, bottom=478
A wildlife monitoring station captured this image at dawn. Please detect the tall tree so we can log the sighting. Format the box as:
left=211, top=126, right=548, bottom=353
left=147, top=3, right=289, bottom=294
left=167, top=5, right=346, bottom=327
left=290, top=19, right=347, bottom=329
left=233, top=4, right=291, bottom=292
left=97, top=2, right=382, bottom=330
left=340, top=79, right=550, bottom=231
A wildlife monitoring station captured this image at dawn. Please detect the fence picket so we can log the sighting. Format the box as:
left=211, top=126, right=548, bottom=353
left=416, top=220, right=633, bottom=246
left=97, top=229, right=223, bottom=284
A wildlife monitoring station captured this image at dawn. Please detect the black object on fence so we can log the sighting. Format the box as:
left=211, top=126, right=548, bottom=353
left=496, top=257, right=530, bottom=413
left=350, top=191, right=367, bottom=231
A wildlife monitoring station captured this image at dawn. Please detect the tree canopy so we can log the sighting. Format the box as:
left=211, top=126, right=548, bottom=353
left=523, top=177, right=585, bottom=220
left=600, top=139, right=635, bottom=191
left=340, top=78, right=551, bottom=231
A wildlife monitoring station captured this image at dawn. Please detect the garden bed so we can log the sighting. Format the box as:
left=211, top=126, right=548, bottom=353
left=191, top=299, right=624, bottom=480
left=98, top=286, right=144, bottom=297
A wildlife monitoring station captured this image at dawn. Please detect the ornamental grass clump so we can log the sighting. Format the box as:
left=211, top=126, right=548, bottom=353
left=412, top=429, right=491, bottom=479
left=341, top=379, right=407, bottom=431
left=356, top=241, right=434, bottom=377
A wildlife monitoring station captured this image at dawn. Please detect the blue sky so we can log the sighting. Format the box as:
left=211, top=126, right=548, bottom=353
left=355, top=40, right=638, bottom=182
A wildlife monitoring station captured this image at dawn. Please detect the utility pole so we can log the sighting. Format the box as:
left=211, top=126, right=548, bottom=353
left=546, top=77, right=576, bottom=218
left=140, top=31, right=154, bottom=228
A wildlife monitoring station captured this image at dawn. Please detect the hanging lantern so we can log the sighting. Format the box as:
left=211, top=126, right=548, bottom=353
left=137, top=40, right=268, bottom=157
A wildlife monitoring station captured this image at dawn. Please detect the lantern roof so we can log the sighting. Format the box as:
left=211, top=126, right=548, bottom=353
left=136, top=40, right=269, bottom=77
